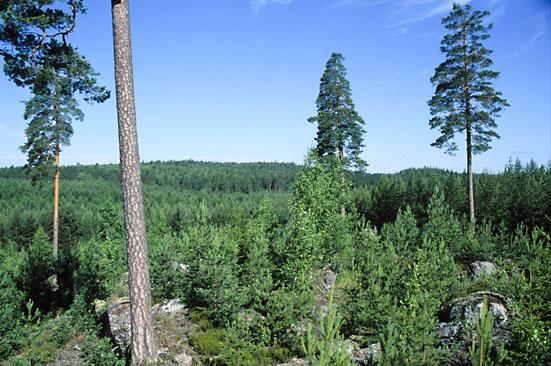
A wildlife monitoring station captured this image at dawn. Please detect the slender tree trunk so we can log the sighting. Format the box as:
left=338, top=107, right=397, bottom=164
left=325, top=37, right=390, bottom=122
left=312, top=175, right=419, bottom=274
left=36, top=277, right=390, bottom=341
left=52, top=141, right=60, bottom=260
left=463, top=22, right=475, bottom=225
left=111, top=1, right=156, bottom=364
left=53, top=78, right=61, bottom=260
left=466, top=119, right=475, bottom=223
left=337, top=144, right=346, bottom=216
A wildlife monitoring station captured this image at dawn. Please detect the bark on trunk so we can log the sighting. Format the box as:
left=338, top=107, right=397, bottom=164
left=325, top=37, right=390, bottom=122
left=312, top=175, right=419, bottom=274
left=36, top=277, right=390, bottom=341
left=338, top=145, right=346, bottom=216
left=52, top=142, right=60, bottom=260
left=463, top=21, right=475, bottom=225
left=466, top=123, right=475, bottom=224
left=111, top=1, right=156, bottom=364
left=53, top=78, right=61, bottom=260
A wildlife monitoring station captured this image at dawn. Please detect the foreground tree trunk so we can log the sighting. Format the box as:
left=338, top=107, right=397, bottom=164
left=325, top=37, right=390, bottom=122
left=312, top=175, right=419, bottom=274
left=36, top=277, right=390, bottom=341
left=111, top=1, right=156, bottom=364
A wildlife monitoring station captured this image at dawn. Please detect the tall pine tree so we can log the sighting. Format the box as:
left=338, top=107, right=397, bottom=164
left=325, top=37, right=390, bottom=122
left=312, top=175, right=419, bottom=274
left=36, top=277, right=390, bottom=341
left=1, top=0, right=109, bottom=258
left=428, top=4, right=508, bottom=224
left=309, top=52, right=366, bottom=171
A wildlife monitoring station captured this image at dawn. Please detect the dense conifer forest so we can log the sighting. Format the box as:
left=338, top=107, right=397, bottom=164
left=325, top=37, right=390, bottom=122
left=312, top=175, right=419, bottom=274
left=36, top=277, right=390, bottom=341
left=0, top=159, right=549, bottom=365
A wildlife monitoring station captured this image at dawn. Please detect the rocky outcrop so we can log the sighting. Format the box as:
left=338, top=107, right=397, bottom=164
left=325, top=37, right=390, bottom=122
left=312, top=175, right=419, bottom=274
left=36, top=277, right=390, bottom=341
left=107, top=298, right=132, bottom=352
left=106, top=298, right=200, bottom=365
left=436, top=291, right=511, bottom=365
left=345, top=339, right=381, bottom=365
left=276, top=358, right=308, bottom=366
left=443, top=291, right=510, bottom=327
left=469, top=261, right=497, bottom=278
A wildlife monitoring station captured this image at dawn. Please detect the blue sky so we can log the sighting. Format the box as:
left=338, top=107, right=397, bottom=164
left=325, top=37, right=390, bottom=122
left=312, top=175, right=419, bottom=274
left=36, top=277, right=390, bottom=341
left=0, top=0, right=549, bottom=173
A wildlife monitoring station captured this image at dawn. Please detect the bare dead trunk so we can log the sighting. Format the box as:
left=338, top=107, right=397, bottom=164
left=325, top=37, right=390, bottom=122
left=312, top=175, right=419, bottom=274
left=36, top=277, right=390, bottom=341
left=111, top=0, right=156, bottom=364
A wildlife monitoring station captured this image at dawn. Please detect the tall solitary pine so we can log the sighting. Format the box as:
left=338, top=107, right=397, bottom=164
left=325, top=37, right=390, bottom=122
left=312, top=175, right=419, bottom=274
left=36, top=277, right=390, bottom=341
left=429, top=4, right=508, bottom=224
left=309, top=52, right=366, bottom=171
left=0, top=0, right=109, bottom=259
left=309, top=53, right=366, bottom=215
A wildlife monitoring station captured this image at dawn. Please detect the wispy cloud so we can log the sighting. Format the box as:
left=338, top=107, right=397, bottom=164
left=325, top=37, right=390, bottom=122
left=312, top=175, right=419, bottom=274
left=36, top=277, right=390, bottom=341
left=329, top=0, right=472, bottom=31
left=386, top=0, right=471, bottom=29
left=506, top=11, right=549, bottom=59
left=377, top=69, right=431, bottom=89
left=375, top=71, right=403, bottom=85
left=250, top=0, right=294, bottom=12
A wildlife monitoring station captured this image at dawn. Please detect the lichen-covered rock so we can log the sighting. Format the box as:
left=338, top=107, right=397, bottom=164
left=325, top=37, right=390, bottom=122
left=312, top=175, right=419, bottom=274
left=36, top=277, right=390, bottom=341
left=344, top=339, right=381, bottom=365
left=437, top=291, right=511, bottom=365
left=276, top=358, right=308, bottom=366
left=469, top=261, right=497, bottom=278
left=159, top=299, right=185, bottom=314
left=435, top=323, right=462, bottom=341
left=355, top=343, right=381, bottom=365
left=107, top=298, right=132, bottom=352
left=446, top=291, right=510, bottom=327
left=169, top=261, right=189, bottom=273
left=106, top=298, right=200, bottom=365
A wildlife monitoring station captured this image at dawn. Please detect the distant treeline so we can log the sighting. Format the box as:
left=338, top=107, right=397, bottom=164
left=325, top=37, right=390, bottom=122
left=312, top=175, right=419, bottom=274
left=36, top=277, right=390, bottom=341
left=0, top=159, right=549, bottom=249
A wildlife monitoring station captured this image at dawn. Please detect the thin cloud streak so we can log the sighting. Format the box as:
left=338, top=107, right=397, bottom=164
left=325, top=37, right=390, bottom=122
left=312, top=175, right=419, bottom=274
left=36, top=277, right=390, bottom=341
left=327, top=0, right=473, bottom=31
left=506, top=10, right=549, bottom=60
left=250, top=0, right=294, bottom=12
left=386, top=0, right=471, bottom=29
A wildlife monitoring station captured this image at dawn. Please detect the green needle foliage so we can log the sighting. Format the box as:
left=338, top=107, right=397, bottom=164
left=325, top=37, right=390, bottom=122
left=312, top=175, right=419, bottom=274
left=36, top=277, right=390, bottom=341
left=302, top=288, right=352, bottom=366
left=470, top=297, right=496, bottom=366
left=1, top=0, right=109, bottom=181
left=20, top=70, right=83, bottom=182
left=428, top=3, right=508, bottom=223
left=308, top=52, right=366, bottom=171
left=428, top=3, right=508, bottom=155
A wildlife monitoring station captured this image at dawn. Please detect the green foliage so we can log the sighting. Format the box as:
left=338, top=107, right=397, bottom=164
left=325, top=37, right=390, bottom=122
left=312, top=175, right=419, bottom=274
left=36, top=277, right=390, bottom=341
left=186, top=202, right=244, bottom=326
left=308, top=52, right=366, bottom=170
left=0, top=243, right=26, bottom=358
left=241, top=199, right=277, bottom=310
left=149, top=234, right=190, bottom=302
left=428, top=3, right=508, bottom=155
left=380, top=206, right=419, bottom=257
left=469, top=297, right=502, bottom=366
left=423, top=188, right=472, bottom=262
left=0, top=160, right=549, bottom=363
left=73, top=239, right=108, bottom=307
left=24, top=227, right=55, bottom=311
left=370, top=176, right=408, bottom=227
left=1, top=1, right=109, bottom=182
left=281, top=153, right=352, bottom=285
left=379, top=240, right=457, bottom=366
left=265, top=287, right=313, bottom=352
left=506, top=226, right=551, bottom=365
left=344, top=224, right=403, bottom=341
left=81, top=335, right=125, bottom=366
left=302, top=289, right=352, bottom=366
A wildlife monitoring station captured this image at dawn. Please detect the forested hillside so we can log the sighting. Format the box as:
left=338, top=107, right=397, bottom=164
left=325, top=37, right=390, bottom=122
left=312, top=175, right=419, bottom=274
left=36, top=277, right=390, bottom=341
left=1, top=159, right=549, bottom=248
left=0, top=159, right=549, bottom=365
